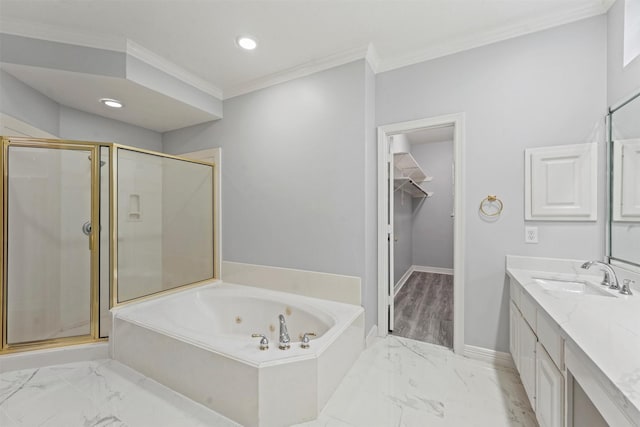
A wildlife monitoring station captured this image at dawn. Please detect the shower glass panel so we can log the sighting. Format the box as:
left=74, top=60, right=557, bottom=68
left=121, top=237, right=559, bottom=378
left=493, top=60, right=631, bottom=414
left=5, top=145, right=95, bottom=344
left=116, top=148, right=214, bottom=303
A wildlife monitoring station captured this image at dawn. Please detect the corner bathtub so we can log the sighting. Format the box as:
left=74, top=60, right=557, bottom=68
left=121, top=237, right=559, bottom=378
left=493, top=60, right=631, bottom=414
left=111, top=282, right=365, bottom=427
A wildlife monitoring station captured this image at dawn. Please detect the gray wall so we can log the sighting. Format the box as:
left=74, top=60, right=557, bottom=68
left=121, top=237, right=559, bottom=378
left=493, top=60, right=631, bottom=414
left=411, top=140, right=454, bottom=269
left=607, top=0, right=640, bottom=106
left=0, top=70, right=162, bottom=151
left=377, top=16, right=607, bottom=352
left=393, top=186, right=413, bottom=284
left=363, top=62, right=378, bottom=331
left=163, top=60, right=377, bottom=330
left=59, top=106, right=162, bottom=151
left=0, top=70, right=60, bottom=136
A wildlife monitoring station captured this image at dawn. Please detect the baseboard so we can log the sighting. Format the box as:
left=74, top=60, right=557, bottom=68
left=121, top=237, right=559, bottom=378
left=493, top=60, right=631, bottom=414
left=463, top=345, right=515, bottom=370
left=0, top=342, right=109, bottom=373
left=366, top=325, right=379, bottom=348
left=413, top=265, right=454, bottom=275
left=393, top=267, right=414, bottom=296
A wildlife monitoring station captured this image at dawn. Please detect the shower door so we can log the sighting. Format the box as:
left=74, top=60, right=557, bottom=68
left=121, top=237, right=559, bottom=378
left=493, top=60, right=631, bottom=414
left=2, top=138, right=100, bottom=350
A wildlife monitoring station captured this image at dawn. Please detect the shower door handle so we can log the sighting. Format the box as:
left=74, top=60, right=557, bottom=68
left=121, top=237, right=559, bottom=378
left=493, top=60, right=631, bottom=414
left=82, top=221, right=94, bottom=250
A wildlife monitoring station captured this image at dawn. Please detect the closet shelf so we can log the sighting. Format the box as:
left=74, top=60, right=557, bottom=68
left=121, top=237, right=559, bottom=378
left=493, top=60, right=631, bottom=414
left=394, top=152, right=433, bottom=182
left=394, top=177, right=434, bottom=198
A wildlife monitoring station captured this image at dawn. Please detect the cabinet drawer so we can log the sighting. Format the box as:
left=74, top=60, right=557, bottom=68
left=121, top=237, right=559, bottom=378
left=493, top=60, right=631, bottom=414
left=537, top=311, right=564, bottom=371
left=510, top=279, right=521, bottom=308
left=520, top=291, right=537, bottom=331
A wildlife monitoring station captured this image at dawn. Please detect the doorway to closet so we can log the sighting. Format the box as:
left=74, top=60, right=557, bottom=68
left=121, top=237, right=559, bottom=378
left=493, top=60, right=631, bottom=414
left=377, top=113, right=465, bottom=354
left=390, top=127, right=454, bottom=348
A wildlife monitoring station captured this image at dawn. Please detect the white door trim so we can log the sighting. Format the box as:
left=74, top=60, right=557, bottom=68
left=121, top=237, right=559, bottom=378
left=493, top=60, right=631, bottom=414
left=377, top=113, right=466, bottom=354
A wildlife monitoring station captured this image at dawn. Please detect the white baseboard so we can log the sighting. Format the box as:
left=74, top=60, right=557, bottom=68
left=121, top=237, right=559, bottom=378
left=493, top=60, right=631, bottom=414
left=463, top=345, right=515, bottom=370
left=413, top=265, right=454, bottom=275
left=366, top=325, right=379, bottom=348
left=394, top=265, right=454, bottom=296
left=0, top=342, right=109, bottom=374
left=393, top=267, right=414, bottom=296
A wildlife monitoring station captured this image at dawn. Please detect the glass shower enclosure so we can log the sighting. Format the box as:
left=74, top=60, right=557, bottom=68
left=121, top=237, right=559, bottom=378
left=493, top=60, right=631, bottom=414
left=0, top=137, right=216, bottom=353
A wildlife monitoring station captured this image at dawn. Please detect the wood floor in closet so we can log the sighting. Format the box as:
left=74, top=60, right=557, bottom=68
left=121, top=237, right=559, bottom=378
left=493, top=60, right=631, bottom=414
left=392, top=271, right=453, bottom=348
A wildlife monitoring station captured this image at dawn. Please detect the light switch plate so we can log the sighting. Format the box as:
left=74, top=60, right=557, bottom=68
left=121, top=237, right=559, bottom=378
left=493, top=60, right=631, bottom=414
left=525, top=226, right=538, bottom=244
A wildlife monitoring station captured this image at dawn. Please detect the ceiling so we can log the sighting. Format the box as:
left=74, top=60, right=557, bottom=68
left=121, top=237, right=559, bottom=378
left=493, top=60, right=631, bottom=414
left=0, top=0, right=615, bottom=100
left=1, top=63, right=219, bottom=132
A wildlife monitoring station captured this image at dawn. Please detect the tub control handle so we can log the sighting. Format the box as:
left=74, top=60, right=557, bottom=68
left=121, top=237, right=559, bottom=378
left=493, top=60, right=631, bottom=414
left=251, top=334, right=269, bottom=350
left=300, top=332, right=316, bottom=349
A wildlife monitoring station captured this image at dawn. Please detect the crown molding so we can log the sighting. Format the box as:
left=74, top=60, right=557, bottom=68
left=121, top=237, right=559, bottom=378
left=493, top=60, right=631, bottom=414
left=224, top=44, right=371, bottom=99
left=365, top=43, right=381, bottom=74
left=125, top=41, right=223, bottom=99
left=0, top=17, right=124, bottom=51
left=377, top=2, right=612, bottom=73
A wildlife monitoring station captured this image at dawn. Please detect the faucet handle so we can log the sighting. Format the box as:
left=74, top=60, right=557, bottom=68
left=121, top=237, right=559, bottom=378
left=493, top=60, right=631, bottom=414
left=620, top=279, right=634, bottom=296
left=252, top=334, right=269, bottom=350
left=300, top=332, right=316, bottom=349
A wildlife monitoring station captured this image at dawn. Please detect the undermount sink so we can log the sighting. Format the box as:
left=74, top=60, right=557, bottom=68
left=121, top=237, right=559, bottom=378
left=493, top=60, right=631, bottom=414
left=532, top=277, right=616, bottom=297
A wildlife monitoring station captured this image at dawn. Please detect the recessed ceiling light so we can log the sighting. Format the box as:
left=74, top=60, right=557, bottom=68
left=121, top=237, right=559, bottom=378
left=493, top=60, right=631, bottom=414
left=236, top=36, right=257, bottom=50
left=100, top=98, right=124, bottom=108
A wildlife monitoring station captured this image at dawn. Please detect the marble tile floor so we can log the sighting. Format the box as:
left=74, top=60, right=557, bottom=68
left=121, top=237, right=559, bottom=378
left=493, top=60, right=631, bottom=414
left=1, top=336, right=537, bottom=427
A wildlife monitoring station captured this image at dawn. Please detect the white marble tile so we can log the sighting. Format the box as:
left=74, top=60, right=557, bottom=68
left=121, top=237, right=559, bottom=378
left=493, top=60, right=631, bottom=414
left=295, top=335, right=536, bottom=427
left=1, top=336, right=535, bottom=427
left=0, top=408, right=19, bottom=427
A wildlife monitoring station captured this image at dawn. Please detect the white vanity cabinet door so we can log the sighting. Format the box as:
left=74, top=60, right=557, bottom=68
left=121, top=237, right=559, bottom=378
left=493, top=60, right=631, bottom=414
left=519, top=314, right=537, bottom=408
left=510, top=301, right=520, bottom=371
left=536, top=342, right=564, bottom=427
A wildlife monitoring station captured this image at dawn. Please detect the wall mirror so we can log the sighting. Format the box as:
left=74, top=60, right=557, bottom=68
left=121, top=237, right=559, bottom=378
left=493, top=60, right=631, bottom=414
left=608, top=91, right=640, bottom=270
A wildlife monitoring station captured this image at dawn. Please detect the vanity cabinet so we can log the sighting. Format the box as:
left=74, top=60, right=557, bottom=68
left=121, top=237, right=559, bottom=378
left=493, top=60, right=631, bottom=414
left=510, top=279, right=564, bottom=427
left=519, top=313, right=537, bottom=409
left=536, top=342, right=564, bottom=427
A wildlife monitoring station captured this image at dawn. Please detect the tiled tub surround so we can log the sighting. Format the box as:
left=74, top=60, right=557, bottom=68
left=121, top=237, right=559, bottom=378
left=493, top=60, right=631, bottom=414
left=111, top=282, right=365, bottom=427
left=506, top=256, right=640, bottom=426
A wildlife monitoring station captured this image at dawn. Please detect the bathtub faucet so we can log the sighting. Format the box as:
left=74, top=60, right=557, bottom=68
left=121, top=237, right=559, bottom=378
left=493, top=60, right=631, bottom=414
left=278, top=314, right=291, bottom=350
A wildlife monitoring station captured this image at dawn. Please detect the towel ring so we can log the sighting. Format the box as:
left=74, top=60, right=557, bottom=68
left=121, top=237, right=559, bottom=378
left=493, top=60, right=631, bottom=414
left=479, top=195, right=503, bottom=217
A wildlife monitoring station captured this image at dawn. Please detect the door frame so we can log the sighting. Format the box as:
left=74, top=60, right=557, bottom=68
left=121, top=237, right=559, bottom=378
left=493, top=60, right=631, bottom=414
left=377, top=113, right=465, bottom=354
left=0, top=137, right=101, bottom=352
left=179, top=147, right=222, bottom=280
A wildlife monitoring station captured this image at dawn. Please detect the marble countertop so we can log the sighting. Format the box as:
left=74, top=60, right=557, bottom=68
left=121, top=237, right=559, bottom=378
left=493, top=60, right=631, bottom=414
left=506, top=255, right=640, bottom=425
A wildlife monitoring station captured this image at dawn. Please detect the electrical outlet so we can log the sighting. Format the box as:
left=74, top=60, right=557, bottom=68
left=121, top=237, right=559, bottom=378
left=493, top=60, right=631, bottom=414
left=525, top=226, right=538, bottom=244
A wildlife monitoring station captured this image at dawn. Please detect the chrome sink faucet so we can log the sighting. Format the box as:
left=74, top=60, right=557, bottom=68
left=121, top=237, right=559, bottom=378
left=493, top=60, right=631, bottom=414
left=278, top=314, right=291, bottom=350
left=581, top=260, right=619, bottom=290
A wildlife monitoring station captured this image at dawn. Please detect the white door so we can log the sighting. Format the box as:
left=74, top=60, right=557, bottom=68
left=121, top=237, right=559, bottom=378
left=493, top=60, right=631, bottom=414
left=387, top=138, right=395, bottom=331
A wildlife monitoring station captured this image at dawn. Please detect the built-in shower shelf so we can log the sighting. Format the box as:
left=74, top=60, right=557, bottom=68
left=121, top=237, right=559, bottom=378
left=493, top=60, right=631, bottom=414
left=394, top=177, right=434, bottom=198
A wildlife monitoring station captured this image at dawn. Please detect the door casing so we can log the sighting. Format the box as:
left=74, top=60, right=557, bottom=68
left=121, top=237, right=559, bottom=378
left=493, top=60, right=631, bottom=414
left=377, top=113, right=466, bottom=354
